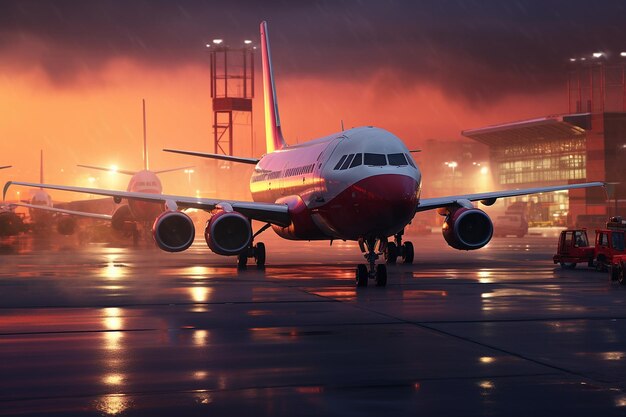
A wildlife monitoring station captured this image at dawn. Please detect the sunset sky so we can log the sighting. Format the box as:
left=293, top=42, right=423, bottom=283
left=1, top=0, right=625, bottom=200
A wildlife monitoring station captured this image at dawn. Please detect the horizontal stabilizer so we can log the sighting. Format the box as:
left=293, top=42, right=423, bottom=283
left=77, top=164, right=137, bottom=176
left=163, top=149, right=259, bottom=165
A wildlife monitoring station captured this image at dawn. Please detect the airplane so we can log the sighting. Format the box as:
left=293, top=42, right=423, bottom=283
left=4, top=21, right=604, bottom=287
left=10, top=151, right=111, bottom=234
left=73, top=99, right=193, bottom=240
left=15, top=101, right=193, bottom=242
left=0, top=165, right=26, bottom=237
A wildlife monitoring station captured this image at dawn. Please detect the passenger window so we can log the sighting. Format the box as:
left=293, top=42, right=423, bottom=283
left=388, top=153, right=408, bottom=166
left=334, top=155, right=347, bottom=170
left=364, top=153, right=387, bottom=166
left=341, top=154, right=355, bottom=170
left=350, top=153, right=362, bottom=168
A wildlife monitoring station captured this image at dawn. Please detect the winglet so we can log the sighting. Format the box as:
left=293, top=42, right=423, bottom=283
left=3, top=181, right=12, bottom=201
left=260, top=21, right=287, bottom=153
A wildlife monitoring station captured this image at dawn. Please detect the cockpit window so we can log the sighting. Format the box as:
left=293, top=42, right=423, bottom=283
left=405, top=153, right=416, bottom=168
left=388, top=153, right=408, bottom=166
left=340, top=154, right=355, bottom=170
left=364, top=153, right=387, bottom=166
left=334, top=155, right=347, bottom=170
left=349, top=153, right=362, bottom=168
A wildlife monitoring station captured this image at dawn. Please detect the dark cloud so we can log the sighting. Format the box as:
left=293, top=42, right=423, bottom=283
left=1, top=0, right=625, bottom=100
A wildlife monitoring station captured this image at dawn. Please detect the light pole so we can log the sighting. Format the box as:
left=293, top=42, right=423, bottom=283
left=184, top=169, right=194, bottom=185
left=444, top=161, right=457, bottom=193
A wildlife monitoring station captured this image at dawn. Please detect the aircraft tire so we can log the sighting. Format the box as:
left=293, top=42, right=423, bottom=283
left=356, top=264, right=368, bottom=287
left=385, top=242, right=398, bottom=264
left=254, top=242, right=266, bottom=269
left=403, top=241, right=414, bottom=264
left=375, top=264, right=387, bottom=287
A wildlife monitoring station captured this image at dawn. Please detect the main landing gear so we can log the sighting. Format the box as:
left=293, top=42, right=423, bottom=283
left=237, top=223, right=270, bottom=270
left=356, top=237, right=388, bottom=288
left=383, top=230, right=414, bottom=265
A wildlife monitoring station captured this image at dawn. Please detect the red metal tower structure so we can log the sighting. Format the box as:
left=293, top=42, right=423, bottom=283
left=209, top=40, right=255, bottom=156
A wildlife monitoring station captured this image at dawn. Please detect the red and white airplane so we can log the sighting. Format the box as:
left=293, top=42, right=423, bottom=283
left=4, top=21, right=604, bottom=287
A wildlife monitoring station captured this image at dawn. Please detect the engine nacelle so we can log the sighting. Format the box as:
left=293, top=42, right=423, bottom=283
left=152, top=211, right=195, bottom=252
left=205, top=210, right=252, bottom=256
left=442, top=207, right=493, bottom=250
left=56, top=216, right=76, bottom=235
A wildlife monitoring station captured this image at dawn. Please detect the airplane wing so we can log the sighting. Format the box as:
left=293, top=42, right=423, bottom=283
left=77, top=164, right=137, bottom=176
left=163, top=148, right=260, bottom=165
left=416, top=181, right=605, bottom=212
left=10, top=202, right=113, bottom=220
left=4, top=181, right=291, bottom=227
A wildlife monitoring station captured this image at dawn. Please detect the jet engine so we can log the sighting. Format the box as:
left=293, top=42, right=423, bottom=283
left=152, top=211, right=195, bottom=252
left=204, top=210, right=252, bottom=256
left=56, top=216, right=76, bottom=235
left=442, top=207, right=493, bottom=250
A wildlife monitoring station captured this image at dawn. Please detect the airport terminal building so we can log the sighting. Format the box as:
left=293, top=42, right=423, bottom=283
left=463, top=57, right=626, bottom=227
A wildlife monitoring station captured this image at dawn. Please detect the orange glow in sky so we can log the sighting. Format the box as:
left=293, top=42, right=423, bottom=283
left=1, top=56, right=563, bottom=202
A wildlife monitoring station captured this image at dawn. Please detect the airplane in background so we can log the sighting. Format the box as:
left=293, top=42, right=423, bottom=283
left=71, top=99, right=193, bottom=241
left=0, top=165, right=26, bottom=237
left=10, top=151, right=111, bottom=235
left=4, top=21, right=605, bottom=287
left=15, top=100, right=193, bottom=241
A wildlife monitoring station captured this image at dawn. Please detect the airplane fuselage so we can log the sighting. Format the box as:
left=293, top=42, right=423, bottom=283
left=29, top=189, right=54, bottom=225
left=125, top=170, right=164, bottom=222
left=250, top=126, right=421, bottom=241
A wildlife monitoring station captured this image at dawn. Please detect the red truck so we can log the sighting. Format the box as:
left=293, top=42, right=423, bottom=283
left=553, top=217, right=626, bottom=276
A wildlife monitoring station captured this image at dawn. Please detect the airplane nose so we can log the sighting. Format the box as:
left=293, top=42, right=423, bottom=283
left=322, top=174, right=419, bottom=239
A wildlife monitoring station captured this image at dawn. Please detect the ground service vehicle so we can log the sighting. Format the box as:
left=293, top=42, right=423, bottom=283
left=553, top=229, right=595, bottom=268
left=554, top=217, right=626, bottom=273
left=493, top=214, right=528, bottom=238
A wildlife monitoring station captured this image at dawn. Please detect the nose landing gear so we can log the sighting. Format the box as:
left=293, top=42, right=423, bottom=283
left=356, top=237, right=388, bottom=287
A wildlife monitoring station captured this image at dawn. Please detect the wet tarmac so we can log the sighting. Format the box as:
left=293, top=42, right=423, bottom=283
left=1, top=230, right=626, bottom=416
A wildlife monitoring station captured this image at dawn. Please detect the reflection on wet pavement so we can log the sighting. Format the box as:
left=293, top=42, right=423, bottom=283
left=1, top=233, right=626, bottom=415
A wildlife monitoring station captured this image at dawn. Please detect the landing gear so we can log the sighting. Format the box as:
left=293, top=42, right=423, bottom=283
left=384, top=230, right=414, bottom=264
left=237, top=223, right=271, bottom=270
left=238, top=242, right=266, bottom=270
left=356, top=264, right=368, bottom=287
left=375, top=264, right=387, bottom=287
left=356, top=237, right=388, bottom=288
left=254, top=242, right=266, bottom=268
left=384, top=242, right=398, bottom=264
